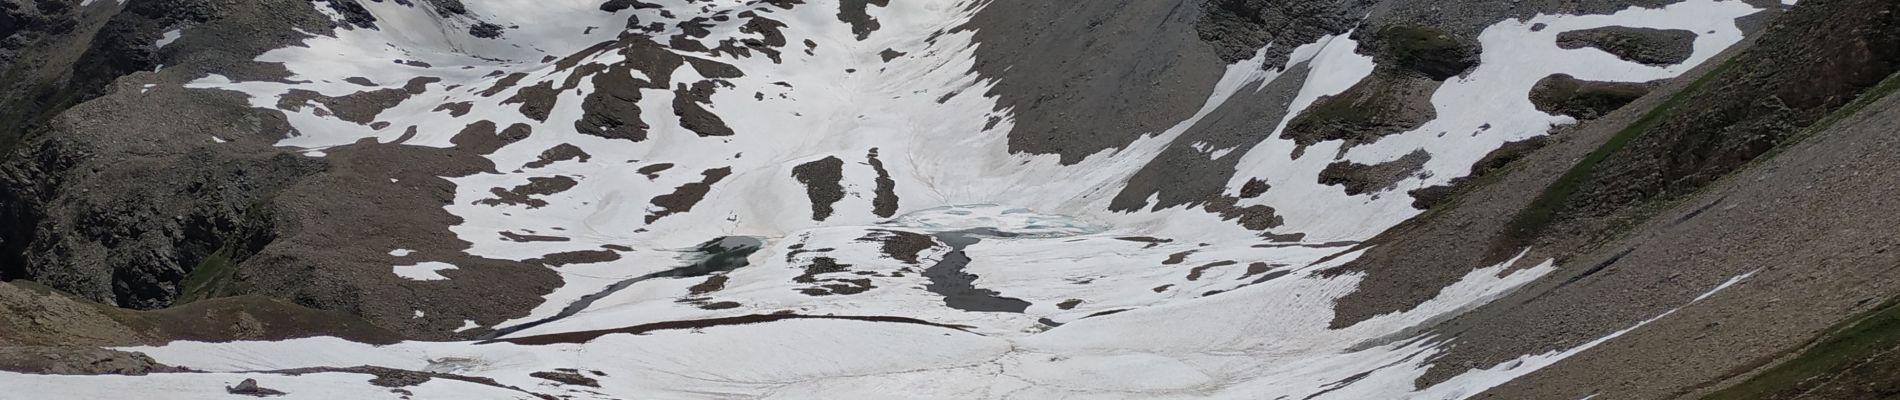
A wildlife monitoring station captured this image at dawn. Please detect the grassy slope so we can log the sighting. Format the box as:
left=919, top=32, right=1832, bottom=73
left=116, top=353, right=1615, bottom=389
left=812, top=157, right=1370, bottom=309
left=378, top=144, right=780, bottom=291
left=1692, top=73, right=1900, bottom=399
left=1705, top=297, right=1900, bottom=399
left=1503, top=58, right=1738, bottom=243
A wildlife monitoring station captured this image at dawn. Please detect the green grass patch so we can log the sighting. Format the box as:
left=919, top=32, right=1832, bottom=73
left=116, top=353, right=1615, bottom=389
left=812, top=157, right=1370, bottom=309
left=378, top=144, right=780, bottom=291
left=1502, top=58, right=1739, bottom=241
left=1293, top=80, right=1377, bottom=123
left=1506, top=63, right=1900, bottom=252
left=175, top=246, right=241, bottom=304
left=1283, top=79, right=1385, bottom=144
left=1702, top=298, right=1900, bottom=399
left=1383, top=26, right=1463, bottom=61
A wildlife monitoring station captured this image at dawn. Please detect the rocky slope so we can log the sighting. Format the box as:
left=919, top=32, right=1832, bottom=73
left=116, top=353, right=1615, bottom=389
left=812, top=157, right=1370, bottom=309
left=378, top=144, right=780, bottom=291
left=2, top=0, right=1895, bottom=398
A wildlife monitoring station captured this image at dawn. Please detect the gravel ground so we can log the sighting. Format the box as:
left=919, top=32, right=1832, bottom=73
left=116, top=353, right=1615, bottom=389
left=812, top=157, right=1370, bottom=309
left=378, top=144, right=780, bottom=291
left=1470, top=72, right=1900, bottom=400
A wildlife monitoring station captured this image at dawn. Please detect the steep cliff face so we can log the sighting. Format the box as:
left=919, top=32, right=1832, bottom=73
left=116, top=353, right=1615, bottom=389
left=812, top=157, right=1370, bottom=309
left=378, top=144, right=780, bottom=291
left=0, top=0, right=84, bottom=152
left=0, top=0, right=329, bottom=310
left=0, top=0, right=556, bottom=339
left=0, top=0, right=1893, bottom=398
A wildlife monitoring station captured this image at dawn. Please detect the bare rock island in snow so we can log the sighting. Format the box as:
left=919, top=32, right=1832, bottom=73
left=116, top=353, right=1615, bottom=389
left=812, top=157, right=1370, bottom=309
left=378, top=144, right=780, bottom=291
left=4, top=0, right=1900, bottom=398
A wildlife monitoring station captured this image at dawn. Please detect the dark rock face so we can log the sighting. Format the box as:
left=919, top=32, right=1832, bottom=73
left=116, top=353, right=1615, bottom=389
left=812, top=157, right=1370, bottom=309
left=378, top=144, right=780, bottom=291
left=0, top=0, right=80, bottom=67
left=467, top=22, right=503, bottom=38
left=599, top=0, right=660, bottom=13
left=425, top=0, right=467, bottom=15
left=1557, top=26, right=1698, bottom=66
left=1317, top=150, right=1431, bottom=196
left=865, top=148, right=897, bottom=218
left=790, top=156, right=844, bottom=221
left=1271, top=23, right=1478, bottom=159
left=1, top=90, right=325, bottom=309
left=1109, top=62, right=1314, bottom=223
left=1529, top=74, right=1657, bottom=120
left=502, top=81, right=560, bottom=122
left=1279, top=72, right=1438, bottom=154
left=673, top=80, right=734, bottom=137
left=835, top=0, right=888, bottom=40
left=646, top=168, right=732, bottom=223
left=565, top=36, right=748, bottom=142
left=1195, top=0, right=1373, bottom=65
left=1406, top=136, right=1549, bottom=210
left=477, top=176, right=578, bottom=209
left=525, top=144, right=589, bottom=169
left=1107, top=60, right=1303, bottom=231
left=238, top=142, right=563, bottom=341
left=530, top=369, right=601, bottom=387
left=1366, top=25, right=1479, bottom=81
left=574, top=62, right=653, bottom=141
left=860, top=229, right=934, bottom=264
left=279, top=77, right=436, bottom=124
left=1238, top=179, right=1269, bottom=198
left=321, top=0, right=378, bottom=30
left=227, top=378, right=287, bottom=397
left=964, top=0, right=1223, bottom=165
left=451, top=120, right=532, bottom=155
left=1551, top=0, right=1900, bottom=226
left=0, top=347, right=179, bottom=375
left=0, top=0, right=564, bottom=340
left=1, top=0, right=216, bottom=154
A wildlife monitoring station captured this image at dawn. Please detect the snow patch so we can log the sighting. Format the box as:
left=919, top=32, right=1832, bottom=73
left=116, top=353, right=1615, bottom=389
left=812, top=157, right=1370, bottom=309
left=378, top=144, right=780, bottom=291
left=392, top=262, right=457, bottom=281
left=155, top=28, right=183, bottom=49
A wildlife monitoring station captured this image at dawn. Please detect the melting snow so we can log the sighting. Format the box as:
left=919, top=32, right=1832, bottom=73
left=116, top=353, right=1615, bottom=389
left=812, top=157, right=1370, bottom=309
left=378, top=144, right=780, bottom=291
left=1226, top=0, right=1761, bottom=240
left=64, top=0, right=1778, bottom=398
